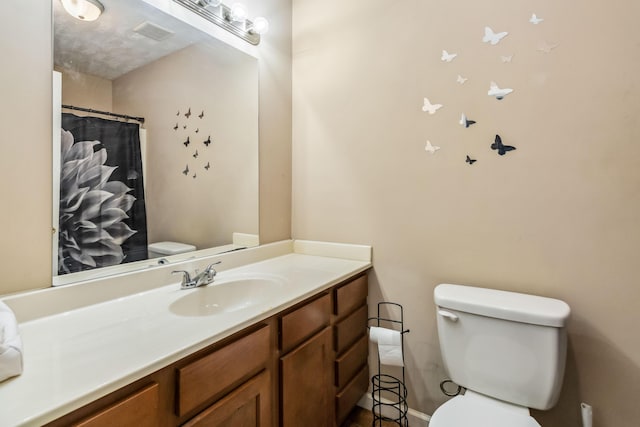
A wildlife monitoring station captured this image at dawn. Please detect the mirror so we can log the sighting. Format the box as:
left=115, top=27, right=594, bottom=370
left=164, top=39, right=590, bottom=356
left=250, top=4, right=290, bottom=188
left=52, top=0, right=259, bottom=285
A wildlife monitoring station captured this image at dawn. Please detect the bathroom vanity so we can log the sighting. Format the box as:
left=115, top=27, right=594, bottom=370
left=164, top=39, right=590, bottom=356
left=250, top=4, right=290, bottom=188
left=0, top=240, right=371, bottom=426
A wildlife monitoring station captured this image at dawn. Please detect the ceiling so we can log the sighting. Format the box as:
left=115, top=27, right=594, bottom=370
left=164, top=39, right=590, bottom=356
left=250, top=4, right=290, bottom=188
left=54, top=0, right=211, bottom=80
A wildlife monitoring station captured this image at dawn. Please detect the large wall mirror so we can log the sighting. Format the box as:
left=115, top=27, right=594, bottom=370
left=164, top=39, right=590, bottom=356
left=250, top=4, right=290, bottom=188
left=52, top=0, right=259, bottom=285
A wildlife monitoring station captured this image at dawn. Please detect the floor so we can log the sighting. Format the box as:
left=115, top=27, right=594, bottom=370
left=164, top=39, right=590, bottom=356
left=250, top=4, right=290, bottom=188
left=342, top=406, right=401, bottom=427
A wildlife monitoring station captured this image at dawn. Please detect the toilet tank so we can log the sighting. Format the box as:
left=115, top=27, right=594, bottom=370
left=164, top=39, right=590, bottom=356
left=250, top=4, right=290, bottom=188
left=434, top=284, right=570, bottom=410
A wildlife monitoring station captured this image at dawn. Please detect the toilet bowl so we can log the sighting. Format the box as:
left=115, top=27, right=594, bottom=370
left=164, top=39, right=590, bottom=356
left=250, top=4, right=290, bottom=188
left=430, top=284, right=570, bottom=427
left=148, top=241, right=196, bottom=258
left=430, top=390, right=541, bottom=427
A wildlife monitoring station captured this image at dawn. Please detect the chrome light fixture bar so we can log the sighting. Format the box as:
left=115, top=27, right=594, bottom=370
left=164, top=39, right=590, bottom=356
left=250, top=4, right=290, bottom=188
left=173, top=0, right=268, bottom=45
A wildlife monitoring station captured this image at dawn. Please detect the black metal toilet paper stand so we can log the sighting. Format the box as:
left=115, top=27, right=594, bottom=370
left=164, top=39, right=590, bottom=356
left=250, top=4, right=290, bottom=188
left=369, top=302, right=410, bottom=426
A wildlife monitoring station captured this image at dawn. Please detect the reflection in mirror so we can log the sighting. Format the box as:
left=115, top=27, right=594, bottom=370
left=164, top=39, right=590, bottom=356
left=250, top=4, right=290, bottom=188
left=52, top=0, right=259, bottom=285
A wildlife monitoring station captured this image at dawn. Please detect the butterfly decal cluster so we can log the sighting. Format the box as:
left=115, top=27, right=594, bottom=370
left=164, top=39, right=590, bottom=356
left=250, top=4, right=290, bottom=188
left=423, top=12, right=553, bottom=165
left=173, top=107, right=214, bottom=178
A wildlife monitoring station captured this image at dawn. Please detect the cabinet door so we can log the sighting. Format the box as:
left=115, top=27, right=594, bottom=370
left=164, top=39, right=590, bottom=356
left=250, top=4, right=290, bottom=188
left=182, top=370, right=271, bottom=427
left=280, top=327, right=333, bottom=427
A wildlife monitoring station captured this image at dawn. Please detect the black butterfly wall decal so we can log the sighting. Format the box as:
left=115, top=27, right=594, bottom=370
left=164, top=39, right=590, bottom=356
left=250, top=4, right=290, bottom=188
left=183, top=136, right=190, bottom=147
left=173, top=123, right=178, bottom=131
left=185, top=108, right=191, bottom=119
left=204, top=162, right=210, bottom=170
left=199, top=111, right=204, bottom=119
left=203, top=136, right=211, bottom=147
left=193, top=173, right=197, bottom=179
left=195, top=128, right=199, bottom=133
left=183, top=125, right=187, bottom=130
left=466, top=155, right=477, bottom=165
left=182, top=165, right=189, bottom=175
left=176, top=110, right=180, bottom=116
left=491, top=134, right=516, bottom=155
left=193, top=150, right=198, bottom=158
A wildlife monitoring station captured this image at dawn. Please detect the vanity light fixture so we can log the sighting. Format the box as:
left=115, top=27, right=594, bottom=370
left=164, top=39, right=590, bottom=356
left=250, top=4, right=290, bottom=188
left=174, top=0, right=269, bottom=45
left=60, top=0, right=104, bottom=22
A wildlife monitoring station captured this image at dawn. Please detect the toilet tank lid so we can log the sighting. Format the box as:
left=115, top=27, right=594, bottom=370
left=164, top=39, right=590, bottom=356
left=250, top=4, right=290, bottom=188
left=148, top=241, right=196, bottom=255
left=434, top=284, right=570, bottom=327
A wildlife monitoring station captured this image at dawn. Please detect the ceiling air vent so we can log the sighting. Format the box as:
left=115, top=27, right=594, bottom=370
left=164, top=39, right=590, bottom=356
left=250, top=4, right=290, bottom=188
left=133, top=21, right=175, bottom=41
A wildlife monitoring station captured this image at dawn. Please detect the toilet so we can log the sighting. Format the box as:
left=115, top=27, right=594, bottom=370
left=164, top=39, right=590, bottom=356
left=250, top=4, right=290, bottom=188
left=148, top=241, right=196, bottom=259
left=431, top=284, right=571, bottom=427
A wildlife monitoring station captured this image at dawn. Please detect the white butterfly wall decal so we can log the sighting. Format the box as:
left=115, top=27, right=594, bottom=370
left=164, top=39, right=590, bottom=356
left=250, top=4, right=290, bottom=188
left=456, top=75, right=468, bottom=84
left=422, top=97, right=443, bottom=114
left=482, top=26, right=508, bottom=45
left=500, top=55, right=513, bottom=63
left=537, top=41, right=559, bottom=53
left=441, top=50, right=458, bottom=62
left=529, top=14, right=544, bottom=25
left=425, top=140, right=441, bottom=154
left=459, top=113, right=476, bottom=128
left=487, top=81, right=513, bottom=100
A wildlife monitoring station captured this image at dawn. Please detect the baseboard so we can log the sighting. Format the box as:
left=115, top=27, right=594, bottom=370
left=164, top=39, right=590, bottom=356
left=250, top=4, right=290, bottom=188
left=357, top=393, right=431, bottom=426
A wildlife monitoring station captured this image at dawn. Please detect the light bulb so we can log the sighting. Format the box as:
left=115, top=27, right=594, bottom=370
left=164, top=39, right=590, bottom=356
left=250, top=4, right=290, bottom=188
left=251, top=17, right=269, bottom=35
left=60, top=0, right=104, bottom=22
left=230, top=3, right=248, bottom=22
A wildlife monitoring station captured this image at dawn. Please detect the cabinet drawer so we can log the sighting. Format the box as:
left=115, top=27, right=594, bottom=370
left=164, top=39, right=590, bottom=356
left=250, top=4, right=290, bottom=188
left=177, top=324, right=270, bottom=417
left=280, top=293, right=330, bottom=354
left=73, top=383, right=159, bottom=427
left=334, top=275, right=367, bottom=319
left=182, top=370, right=271, bottom=427
left=335, top=334, right=368, bottom=390
left=335, top=366, right=369, bottom=426
left=334, top=304, right=367, bottom=354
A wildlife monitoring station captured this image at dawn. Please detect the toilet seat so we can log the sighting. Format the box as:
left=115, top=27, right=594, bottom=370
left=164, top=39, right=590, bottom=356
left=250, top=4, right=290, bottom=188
left=429, top=390, right=541, bottom=427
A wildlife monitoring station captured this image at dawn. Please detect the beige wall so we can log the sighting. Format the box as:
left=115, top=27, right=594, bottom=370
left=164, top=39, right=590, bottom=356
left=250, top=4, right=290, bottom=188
left=56, top=66, right=113, bottom=112
left=113, top=43, right=258, bottom=249
left=0, top=1, right=52, bottom=295
left=292, top=0, right=640, bottom=426
left=0, top=0, right=292, bottom=295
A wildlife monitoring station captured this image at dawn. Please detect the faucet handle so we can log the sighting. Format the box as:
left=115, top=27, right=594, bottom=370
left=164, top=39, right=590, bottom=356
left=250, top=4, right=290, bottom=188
left=172, top=270, right=194, bottom=289
left=204, top=261, right=222, bottom=272
left=202, top=261, right=222, bottom=281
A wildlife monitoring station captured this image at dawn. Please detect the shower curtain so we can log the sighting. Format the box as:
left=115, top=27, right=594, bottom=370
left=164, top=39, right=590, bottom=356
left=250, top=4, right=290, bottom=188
left=58, top=113, right=148, bottom=275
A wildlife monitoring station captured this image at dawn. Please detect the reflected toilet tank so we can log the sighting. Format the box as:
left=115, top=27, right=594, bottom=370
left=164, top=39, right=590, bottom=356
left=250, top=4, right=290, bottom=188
left=148, top=241, right=196, bottom=259
left=434, top=284, right=571, bottom=410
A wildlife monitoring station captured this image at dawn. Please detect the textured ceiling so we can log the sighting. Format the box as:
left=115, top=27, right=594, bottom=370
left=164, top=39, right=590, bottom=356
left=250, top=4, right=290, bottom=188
left=54, top=0, right=211, bottom=80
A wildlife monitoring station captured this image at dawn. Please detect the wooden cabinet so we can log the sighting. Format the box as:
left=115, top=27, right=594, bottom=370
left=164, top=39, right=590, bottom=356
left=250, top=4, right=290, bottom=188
left=48, top=272, right=369, bottom=427
left=332, top=274, right=369, bottom=426
left=279, top=273, right=369, bottom=427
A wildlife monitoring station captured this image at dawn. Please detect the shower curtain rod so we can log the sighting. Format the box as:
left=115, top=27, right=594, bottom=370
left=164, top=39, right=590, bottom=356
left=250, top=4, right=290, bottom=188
left=62, top=104, right=145, bottom=124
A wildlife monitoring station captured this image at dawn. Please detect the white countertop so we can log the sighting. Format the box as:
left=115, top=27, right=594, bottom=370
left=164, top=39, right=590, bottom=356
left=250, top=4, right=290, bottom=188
left=0, top=240, right=371, bottom=426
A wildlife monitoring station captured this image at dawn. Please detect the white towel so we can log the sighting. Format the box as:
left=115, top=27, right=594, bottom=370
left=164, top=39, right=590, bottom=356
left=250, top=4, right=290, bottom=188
left=0, top=301, right=23, bottom=382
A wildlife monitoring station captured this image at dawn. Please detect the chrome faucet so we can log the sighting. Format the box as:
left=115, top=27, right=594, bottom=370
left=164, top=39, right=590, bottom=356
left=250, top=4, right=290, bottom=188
left=172, top=261, right=222, bottom=290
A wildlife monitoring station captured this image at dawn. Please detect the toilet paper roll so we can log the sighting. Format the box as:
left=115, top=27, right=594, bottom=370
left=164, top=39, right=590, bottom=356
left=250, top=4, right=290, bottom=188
left=370, top=326, right=404, bottom=367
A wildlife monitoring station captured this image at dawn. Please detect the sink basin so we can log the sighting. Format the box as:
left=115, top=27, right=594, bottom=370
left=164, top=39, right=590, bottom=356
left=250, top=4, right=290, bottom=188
left=169, top=275, right=286, bottom=317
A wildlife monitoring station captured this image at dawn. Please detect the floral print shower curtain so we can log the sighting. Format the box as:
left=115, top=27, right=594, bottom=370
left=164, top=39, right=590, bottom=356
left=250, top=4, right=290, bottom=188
left=58, top=114, right=148, bottom=275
